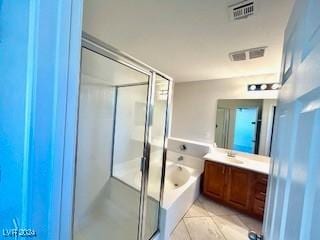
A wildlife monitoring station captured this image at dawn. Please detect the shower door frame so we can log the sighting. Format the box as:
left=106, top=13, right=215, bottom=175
left=109, top=81, right=149, bottom=184
left=74, top=32, right=173, bottom=240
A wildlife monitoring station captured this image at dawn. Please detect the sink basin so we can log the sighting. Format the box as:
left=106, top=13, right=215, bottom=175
left=230, top=158, right=244, bottom=164
left=226, top=157, right=244, bottom=164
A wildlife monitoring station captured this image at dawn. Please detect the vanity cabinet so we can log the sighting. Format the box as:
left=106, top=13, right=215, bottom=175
left=203, top=160, right=268, bottom=219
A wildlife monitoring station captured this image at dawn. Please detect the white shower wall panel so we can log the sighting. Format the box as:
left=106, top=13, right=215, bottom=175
left=74, top=78, right=115, bottom=227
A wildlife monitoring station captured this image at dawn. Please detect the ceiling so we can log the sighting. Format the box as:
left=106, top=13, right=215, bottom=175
left=83, top=0, right=295, bottom=82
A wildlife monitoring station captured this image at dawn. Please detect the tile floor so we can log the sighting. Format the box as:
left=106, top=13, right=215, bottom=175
left=170, top=195, right=263, bottom=240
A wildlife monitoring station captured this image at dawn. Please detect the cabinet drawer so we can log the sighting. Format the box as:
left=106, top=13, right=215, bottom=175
left=256, top=174, right=268, bottom=185
left=255, top=183, right=267, bottom=201
left=253, top=199, right=265, bottom=216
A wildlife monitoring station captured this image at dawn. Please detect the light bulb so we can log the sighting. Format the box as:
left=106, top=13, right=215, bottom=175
left=271, top=83, right=281, bottom=90
left=260, top=84, right=267, bottom=90
left=249, top=85, right=256, bottom=91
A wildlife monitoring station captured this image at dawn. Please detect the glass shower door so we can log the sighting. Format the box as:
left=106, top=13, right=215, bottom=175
left=73, top=46, right=150, bottom=240
left=73, top=35, right=171, bottom=240
left=144, top=74, right=170, bottom=239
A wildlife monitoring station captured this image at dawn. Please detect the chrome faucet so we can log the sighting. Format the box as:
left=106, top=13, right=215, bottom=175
left=227, top=150, right=236, bottom=158
left=177, top=156, right=184, bottom=161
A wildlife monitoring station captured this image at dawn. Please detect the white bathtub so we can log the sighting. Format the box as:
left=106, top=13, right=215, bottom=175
left=162, top=161, right=201, bottom=207
left=113, top=152, right=203, bottom=240
left=159, top=158, right=203, bottom=240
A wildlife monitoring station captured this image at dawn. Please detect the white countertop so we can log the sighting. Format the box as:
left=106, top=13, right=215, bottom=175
left=203, top=149, right=270, bottom=175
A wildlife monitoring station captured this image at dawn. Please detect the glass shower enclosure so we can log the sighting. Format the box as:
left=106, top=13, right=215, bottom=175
left=72, top=33, right=171, bottom=240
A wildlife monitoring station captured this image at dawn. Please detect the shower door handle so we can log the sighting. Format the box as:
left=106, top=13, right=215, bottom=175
left=140, top=156, right=146, bottom=172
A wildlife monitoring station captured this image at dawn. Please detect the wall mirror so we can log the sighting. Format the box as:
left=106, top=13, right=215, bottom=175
left=214, top=99, right=277, bottom=156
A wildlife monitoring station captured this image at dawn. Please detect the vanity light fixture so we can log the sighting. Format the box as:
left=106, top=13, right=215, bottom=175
left=248, top=82, right=281, bottom=91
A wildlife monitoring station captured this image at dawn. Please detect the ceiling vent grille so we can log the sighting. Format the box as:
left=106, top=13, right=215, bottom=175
left=230, top=51, right=247, bottom=61
left=229, top=0, right=255, bottom=20
left=229, top=47, right=267, bottom=61
left=249, top=47, right=266, bottom=59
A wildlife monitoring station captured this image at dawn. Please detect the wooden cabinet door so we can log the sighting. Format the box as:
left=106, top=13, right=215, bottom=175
left=203, top=161, right=226, bottom=200
left=225, top=166, right=252, bottom=210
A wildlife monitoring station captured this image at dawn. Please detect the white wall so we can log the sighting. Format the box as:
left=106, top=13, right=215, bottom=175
left=113, top=85, right=148, bottom=167
left=74, top=78, right=115, bottom=226
left=171, top=74, right=279, bottom=144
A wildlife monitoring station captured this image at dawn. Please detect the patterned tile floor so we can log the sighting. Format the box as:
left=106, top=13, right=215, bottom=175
left=170, top=195, right=262, bottom=240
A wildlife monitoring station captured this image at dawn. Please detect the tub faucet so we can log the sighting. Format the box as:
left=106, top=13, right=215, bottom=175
left=177, top=156, right=184, bottom=161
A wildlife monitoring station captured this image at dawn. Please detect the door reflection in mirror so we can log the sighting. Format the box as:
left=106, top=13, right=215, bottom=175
left=214, top=99, right=276, bottom=156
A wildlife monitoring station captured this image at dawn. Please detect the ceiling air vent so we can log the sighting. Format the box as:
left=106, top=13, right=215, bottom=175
left=249, top=47, right=266, bottom=59
left=229, top=46, right=267, bottom=61
left=229, top=0, right=255, bottom=20
left=230, top=51, right=247, bottom=61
